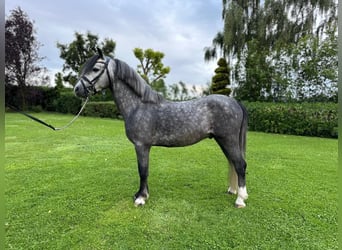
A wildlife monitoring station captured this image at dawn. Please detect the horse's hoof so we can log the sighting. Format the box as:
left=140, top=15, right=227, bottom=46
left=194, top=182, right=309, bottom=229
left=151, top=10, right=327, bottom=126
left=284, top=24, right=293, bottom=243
left=227, top=191, right=236, bottom=195
left=134, top=196, right=146, bottom=207
left=234, top=196, right=246, bottom=208
left=235, top=203, right=246, bottom=208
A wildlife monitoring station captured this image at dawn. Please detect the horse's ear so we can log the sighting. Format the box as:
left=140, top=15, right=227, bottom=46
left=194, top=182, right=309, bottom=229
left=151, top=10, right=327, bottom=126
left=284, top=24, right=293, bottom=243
left=97, top=48, right=104, bottom=59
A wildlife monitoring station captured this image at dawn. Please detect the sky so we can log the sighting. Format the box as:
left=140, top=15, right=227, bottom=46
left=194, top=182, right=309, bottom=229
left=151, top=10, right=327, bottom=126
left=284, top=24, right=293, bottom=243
left=5, top=0, right=223, bottom=89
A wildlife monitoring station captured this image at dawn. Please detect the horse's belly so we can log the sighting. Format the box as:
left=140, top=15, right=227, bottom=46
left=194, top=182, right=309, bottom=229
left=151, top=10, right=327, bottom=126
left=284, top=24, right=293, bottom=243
left=152, top=123, right=210, bottom=147
left=153, top=133, right=207, bottom=147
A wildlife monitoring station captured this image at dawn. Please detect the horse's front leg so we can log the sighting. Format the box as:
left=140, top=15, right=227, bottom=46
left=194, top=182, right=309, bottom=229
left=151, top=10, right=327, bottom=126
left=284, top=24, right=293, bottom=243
left=133, top=144, right=151, bottom=206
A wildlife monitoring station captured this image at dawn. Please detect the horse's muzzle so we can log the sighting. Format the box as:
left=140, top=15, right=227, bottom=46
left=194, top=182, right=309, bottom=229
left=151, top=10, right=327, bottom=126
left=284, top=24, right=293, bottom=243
left=74, top=81, right=88, bottom=98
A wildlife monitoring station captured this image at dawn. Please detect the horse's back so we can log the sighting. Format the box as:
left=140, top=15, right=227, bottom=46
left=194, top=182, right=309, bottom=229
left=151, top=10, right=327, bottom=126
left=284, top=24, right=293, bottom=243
left=202, top=95, right=244, bottom=118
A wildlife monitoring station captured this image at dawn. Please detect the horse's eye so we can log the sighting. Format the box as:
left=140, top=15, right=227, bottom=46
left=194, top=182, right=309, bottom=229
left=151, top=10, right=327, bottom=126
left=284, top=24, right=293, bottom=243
left=93, top=68, right=100, bottom=72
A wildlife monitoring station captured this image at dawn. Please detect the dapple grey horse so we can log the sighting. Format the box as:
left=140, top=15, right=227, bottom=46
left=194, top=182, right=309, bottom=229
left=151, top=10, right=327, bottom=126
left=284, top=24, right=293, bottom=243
left=74, top=49, right=248, bottom=208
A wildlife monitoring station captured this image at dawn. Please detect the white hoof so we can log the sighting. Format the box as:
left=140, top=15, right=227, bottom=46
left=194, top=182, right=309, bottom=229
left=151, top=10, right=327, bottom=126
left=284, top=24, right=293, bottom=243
left=235, top=196, right=246, bottom=208
left=134, top=196, right=146, bottom=207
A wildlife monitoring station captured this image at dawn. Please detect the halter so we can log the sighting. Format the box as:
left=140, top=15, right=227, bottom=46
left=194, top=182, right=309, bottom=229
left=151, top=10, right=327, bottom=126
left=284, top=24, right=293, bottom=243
left=79, top=57, right=112, bottom=97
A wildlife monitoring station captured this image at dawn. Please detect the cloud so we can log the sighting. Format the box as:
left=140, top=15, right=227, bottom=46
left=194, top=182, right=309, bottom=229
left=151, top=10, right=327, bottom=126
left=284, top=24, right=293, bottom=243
left=6, top=0, right=222, bottom=86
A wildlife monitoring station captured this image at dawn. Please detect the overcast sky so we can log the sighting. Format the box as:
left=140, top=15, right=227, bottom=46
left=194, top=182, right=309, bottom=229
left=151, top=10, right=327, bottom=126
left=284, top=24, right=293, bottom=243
left=5, top=0, right=223, bottom=88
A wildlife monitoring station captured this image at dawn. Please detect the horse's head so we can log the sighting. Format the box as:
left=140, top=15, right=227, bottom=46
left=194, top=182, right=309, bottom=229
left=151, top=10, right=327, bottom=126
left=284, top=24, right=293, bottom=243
left=74, top=48, right=112, bottom=98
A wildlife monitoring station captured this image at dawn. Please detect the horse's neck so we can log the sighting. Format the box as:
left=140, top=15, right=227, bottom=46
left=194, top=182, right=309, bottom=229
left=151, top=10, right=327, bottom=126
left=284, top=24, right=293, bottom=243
left=110, top=79, right=141, bottom=120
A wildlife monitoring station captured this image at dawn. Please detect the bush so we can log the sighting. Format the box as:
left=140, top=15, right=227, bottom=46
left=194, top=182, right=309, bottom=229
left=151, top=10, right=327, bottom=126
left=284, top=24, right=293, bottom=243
left=82, top=101, right=120, bottom=119
left=43, top=88, right=60, bottom=111
left=54, top=92, right=82, bottom=114
left=6, top=85, right=49, bottom=109
left=88, top=90, right=113, bottom=102
left=5, top=84, right=60, bottom=111
left=243, top=102, right=338, bottom=138
left=30, top=105, right=43, bottom=113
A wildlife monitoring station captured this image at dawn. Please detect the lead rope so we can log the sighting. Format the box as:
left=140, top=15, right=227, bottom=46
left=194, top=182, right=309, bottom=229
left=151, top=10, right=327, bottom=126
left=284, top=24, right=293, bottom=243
left=54, top=97, right=89, bottom=131
left=7, top=97, right=89, bottom=131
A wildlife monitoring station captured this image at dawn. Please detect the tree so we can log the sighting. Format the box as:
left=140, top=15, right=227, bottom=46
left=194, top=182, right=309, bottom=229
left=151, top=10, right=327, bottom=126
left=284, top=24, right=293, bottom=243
left=57, top=31, right=116, bottom=86
left=133, top=48, right=170, bottom=96
left=204, top=32, right=226, bottom=61
left=210, top=58, right=231, bottom=96
left=167, top=81, right=191, bottom=101
left=5, top=7, right=46, bottom=108
left=281, top=23, right=337, bottom=101
left=54, top=72, right=64, bottom=91
left=205, top=0, right=337, bottom=101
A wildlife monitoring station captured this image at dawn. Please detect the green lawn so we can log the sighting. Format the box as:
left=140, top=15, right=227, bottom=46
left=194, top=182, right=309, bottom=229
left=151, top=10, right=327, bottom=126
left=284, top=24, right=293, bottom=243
left=5, top=113, right=338, bottom=249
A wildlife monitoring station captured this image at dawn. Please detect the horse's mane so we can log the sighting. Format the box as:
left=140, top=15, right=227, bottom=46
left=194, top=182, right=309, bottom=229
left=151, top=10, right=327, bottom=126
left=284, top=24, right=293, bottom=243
left=114, top=59, right=164, bottom=104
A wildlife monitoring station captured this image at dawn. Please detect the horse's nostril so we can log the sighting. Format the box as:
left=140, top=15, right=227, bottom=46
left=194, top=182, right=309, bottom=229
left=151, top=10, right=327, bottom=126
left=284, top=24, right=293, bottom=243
left=74, top=86, right=79, bottom=92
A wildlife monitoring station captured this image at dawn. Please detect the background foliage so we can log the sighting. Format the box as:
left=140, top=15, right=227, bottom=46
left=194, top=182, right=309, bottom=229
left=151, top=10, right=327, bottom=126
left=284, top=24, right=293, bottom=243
left=210, top=58, right=232, bottom=96
left=244, top=102, right=338, bottom=138
left=56, top=32, right=116, bottom=86
left=5, top=7, right=49, bottom=109
left=133, top=48, right=171, bottom=97
left=82, top=102, right=120, bottom=119
left=205, top=0, right=338, bottom=102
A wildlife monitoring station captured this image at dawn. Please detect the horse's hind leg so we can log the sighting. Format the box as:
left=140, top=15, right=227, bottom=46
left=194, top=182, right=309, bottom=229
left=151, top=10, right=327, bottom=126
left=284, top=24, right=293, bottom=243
left=133, top=144, right=150, bottom=206
left=216, top=138, right=248, bottom=208
left=233, top=158, right=248, bottom=208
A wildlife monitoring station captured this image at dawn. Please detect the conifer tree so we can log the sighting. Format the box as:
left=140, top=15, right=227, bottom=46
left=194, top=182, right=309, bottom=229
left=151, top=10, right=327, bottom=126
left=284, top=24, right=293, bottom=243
left=210, top=58, right=231, bottom=96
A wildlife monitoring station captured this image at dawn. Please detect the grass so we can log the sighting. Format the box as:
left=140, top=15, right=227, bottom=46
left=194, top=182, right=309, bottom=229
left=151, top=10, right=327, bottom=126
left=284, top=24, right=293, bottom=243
left=5, top=113, right=338, bottom=249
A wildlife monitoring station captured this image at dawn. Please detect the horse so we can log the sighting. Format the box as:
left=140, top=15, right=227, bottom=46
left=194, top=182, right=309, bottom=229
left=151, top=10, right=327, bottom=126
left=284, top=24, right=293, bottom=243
left=74, top=48, right=249, bottom=208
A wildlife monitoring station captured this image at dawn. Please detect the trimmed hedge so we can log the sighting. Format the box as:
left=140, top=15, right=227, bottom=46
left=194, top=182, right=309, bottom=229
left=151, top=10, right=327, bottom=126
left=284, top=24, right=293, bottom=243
left=82, top=101, right=121, bottom=119
left=5, top=84, right=60, bottom=111
left=243, top=102, right=338, bottom=138
left=54, top=92, right=82, bottom=114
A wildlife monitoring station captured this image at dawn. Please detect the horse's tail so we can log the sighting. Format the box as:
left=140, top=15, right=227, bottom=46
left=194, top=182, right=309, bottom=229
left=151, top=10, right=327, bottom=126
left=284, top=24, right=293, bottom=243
left=238, top=102, right=248, bottom=159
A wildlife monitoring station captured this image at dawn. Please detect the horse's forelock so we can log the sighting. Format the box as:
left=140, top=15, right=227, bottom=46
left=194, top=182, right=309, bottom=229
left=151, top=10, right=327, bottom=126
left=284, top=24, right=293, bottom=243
left=80, top=54, right=101, bottom=75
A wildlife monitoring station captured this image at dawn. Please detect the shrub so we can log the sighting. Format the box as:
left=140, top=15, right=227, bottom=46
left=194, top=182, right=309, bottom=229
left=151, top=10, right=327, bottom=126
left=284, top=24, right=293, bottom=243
left=5, top=84, right=60, bottom=111
left=243, top=102, right=338, bottom=138
left=54, top=92, right=82, bottom=114
left=43, top=88, right=60, bottom=111
left=30, top=105, right=43, bottom=113
left=82, top=101, right=120, bottom=119
left=210, top=58, right=231, bottom=96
